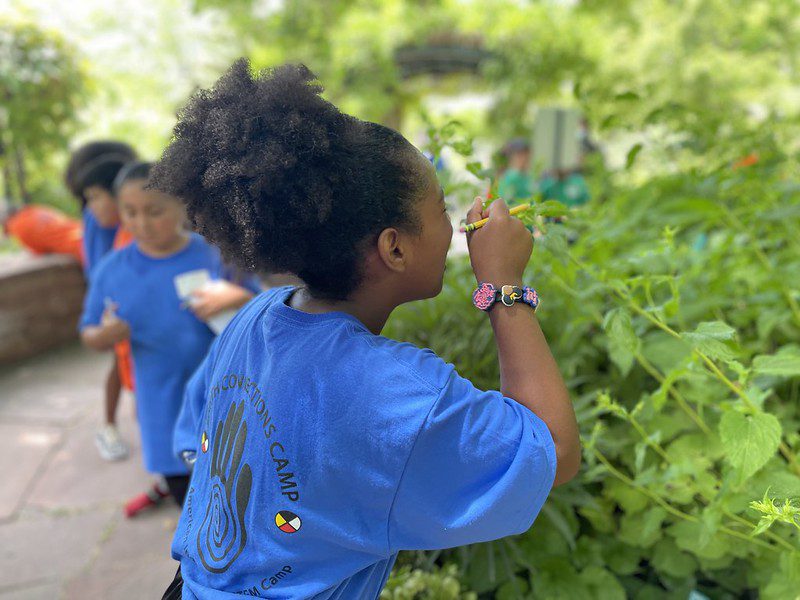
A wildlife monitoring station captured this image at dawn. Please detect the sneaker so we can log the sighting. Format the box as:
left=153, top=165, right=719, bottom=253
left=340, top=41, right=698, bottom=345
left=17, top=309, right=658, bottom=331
left=95, top=424, right=129, bottom=461
left=124, top=480, right=170, bottom=518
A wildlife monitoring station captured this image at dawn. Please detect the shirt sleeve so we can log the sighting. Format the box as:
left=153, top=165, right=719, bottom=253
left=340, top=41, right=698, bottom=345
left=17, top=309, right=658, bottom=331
left=79, top=269, right=107, bottom=330
left=173, top=336, right=220, bottom=460
left=387, top=371, right=557, bottom=552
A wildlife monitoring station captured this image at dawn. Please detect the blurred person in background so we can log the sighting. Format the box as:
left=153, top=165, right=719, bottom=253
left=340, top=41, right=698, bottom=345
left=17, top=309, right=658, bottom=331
left=65, top=140, right=138, bottom=462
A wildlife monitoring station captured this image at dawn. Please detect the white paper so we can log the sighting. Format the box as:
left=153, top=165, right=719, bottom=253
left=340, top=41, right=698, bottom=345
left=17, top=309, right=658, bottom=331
left=174, top=271, right=236, bottom=334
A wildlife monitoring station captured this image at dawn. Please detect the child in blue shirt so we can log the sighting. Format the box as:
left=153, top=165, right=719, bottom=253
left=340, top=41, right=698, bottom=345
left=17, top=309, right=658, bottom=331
left=154, top=61, right=580, bottom=600
left=65, top=140, right=138, bottom=463
left=80, top=161, right=261, bottom=511
left=65, top=140, right=138, bottom=277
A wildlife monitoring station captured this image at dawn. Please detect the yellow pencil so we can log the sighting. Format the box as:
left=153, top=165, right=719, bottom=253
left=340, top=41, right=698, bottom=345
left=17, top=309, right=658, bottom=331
left=459, top=203, right=531, bottom=233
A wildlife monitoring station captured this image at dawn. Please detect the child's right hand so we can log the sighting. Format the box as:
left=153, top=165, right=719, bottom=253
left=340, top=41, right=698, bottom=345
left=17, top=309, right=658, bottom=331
left=466, top=196, right=533, bottom=283
left=100, top=302, right=131, bottom=343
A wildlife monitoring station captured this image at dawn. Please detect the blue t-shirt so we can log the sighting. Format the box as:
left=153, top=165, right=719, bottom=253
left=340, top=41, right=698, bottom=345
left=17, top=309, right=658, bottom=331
left=81, top=209, right=118, bottom=278
left=80, top=233, right=261, bottom=475
left=172, top=287, right=557, bottom=599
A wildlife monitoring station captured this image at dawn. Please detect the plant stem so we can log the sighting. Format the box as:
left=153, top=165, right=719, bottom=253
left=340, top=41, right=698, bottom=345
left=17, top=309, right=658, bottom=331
left=548, top=274, right=713, bottom=435
left=615, top=409, right=797, bottom=552
left=636, top=354, right=712, bottom=435
left=625, top=298, right=800, bottom=476
left=592, top=448, right=782, bottom=553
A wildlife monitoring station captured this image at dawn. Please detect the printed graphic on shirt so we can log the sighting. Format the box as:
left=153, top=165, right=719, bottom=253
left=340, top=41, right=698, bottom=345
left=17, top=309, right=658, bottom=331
left=235, top=566, right=294, bottom=596
left=275, top=510, right=302, bottom=534
left=197, top=401, right=253, bottom=574
left=185, top=372, right=303, bottom=593
left=205, top=373, right=302, bottom=504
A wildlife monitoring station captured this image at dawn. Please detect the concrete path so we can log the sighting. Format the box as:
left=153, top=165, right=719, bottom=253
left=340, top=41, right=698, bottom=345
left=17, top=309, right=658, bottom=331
left=0, top=343, right=180, bottom=599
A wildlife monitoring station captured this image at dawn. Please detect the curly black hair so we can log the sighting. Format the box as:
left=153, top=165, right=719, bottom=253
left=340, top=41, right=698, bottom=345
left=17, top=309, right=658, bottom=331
left=150, top=59, right=431, bottom=300
left=64, top=141, right=138, bottom=205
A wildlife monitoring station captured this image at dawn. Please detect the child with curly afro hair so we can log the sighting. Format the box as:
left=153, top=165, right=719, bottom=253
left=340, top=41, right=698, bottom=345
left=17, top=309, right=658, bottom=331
left=155, top=59, right=579, bottom=600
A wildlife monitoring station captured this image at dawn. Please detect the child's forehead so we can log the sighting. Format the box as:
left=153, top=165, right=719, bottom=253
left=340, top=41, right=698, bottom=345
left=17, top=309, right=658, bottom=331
left=118, top=182, right=173, bottom=204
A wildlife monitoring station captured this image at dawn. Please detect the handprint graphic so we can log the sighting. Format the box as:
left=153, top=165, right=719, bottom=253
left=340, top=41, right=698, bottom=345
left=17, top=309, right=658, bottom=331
left=197, top=401, right=253, bottom=573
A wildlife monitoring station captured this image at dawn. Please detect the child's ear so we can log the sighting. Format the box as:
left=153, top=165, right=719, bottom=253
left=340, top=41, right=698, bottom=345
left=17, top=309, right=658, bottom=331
left=376, top=227, right=407, bottom=273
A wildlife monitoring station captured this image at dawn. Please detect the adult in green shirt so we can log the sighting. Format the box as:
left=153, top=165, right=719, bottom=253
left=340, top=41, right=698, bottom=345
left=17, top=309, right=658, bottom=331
left=497, top=139, right=535, bottom=206
left=539, top=169, right=591, bottom=208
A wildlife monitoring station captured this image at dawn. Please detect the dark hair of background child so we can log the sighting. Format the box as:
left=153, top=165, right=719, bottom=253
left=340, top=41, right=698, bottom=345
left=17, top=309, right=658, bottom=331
left=113, top=161, right=153, bottom=195
left=150, top=60, right=432, bottom=300
left=64, top=141, right=138, bottom=205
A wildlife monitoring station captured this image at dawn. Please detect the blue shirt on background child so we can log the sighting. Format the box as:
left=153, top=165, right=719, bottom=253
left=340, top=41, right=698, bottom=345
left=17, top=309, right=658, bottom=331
left=172, top=286, right=556, bottom=599
left=80, top=233, right=261, bottom=476
left=81, top=210, right=118, bottom=277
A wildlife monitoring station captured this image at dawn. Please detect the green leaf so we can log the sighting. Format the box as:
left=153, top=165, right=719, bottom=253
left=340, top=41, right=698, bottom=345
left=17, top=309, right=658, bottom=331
left=694, top=321, right=736, bottom=339
left=577, top=499, right=615, bottom=534
left=572, top=536, right=604, bottom=569
left=466, top=161, right=492, bottom=180
left=719, top=411, right=782, bottom=484
left=530, top=558, right=591, bottom=600
left=538, top=226, right=569, bottom=265
left=668, top=520, right=728, bottom=560
left=578, top=566, right=626, bottom=600
left=750, top=468, right=800, bottom=499
left=650, top=538, right=697, bottom=578
left=763, top=552, right=800, bottom=600
left=682, top=320, right=739, bottom=362
left=542, top=504, right=577, bottom=551
left=615, top=91, right=640, bottom=101
left=625, top=143, right=643, bottom=170
left=753, top=347, right=800, bottom=377
left=496, top=577, right=529, bottom=600
left=603, top=308, right=641, bottom=375
left=604, top=477, right=649, bottom=514
left=618, top=506, right=667, bottom=548
left=451, top=139, right=474, bottom=156
left=604, top=540, right=642, bottom=576
left=535, top=200, right=569, bottom=218
left=641, top=332, right=692, bottom=373
left=650, top=364, right=688, bottom=411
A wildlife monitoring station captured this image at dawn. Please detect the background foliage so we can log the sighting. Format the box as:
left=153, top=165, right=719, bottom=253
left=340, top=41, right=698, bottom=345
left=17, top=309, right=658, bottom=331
left=0, top=19, right=85, bottom=211
left=385, top=148, right=800, bottom=598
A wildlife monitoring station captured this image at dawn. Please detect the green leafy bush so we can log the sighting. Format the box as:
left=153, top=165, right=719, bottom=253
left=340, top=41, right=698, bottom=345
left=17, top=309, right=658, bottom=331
left=384, top=155, right=800, bottom=598
left=382, top=564, right=476, bottom=600
left=0, top=19, right=85, bottom=206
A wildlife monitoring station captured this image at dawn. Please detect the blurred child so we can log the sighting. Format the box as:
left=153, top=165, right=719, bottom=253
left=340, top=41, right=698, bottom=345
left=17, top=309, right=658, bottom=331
left=1, top=203, right=83, bottom=263
left=79, top=161, right=261, bottom=516
left=154, top=61, right=579, bottom=599
left=65, top=140, right=138, bottom=461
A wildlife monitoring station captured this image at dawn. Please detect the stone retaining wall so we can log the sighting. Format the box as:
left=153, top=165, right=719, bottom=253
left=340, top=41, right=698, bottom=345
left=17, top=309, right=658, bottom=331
left=0, top=254, right=85, bottom=365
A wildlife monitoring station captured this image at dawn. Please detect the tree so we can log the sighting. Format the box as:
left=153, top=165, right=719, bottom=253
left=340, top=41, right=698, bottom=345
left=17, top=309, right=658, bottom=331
left=0, top=20, right=85, bottom=204
left=191, top=0, right=800, bottom=169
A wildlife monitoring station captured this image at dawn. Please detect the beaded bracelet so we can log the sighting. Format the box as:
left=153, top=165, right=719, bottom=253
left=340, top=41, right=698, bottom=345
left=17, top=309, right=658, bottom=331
left=472, top=282, right=539, bottom=312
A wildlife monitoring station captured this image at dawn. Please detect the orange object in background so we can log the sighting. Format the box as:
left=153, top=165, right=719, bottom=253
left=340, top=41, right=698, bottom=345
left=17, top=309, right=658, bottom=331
left=4, top=205, right=137, bottom=392
left=111, top=227, right=136, bottom=391
left=5, top=205, right=84, bottom=264
left=733, top=153, right=759, bottom=169
left=115, top=340, right=136, bottom=392
left=113, top=227, right=134, bottom=249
